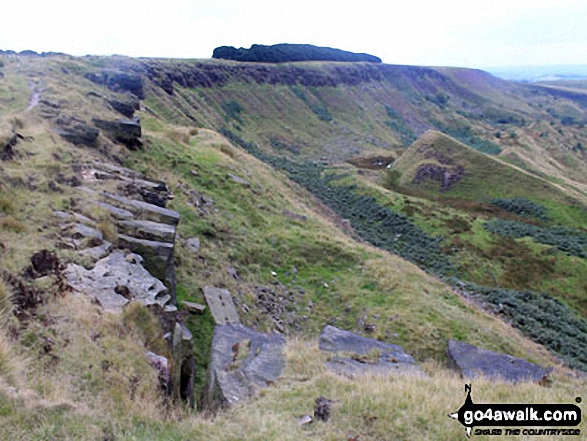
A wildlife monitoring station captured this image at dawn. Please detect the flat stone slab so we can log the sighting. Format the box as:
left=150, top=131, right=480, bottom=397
left=203, top=286, right=240, bottom=325
left=63, top=250, right=170, bottom=311
left=183, top=301, right=206, bottom=314
left=319, top=325, right=423, bottom=377
left=117, top=234, right=174, bottom=261
left=206, top=324, right=285, bottom=408
left=92, top=200, right=134, bottom=220
left=102, top=192, right=179, bottom=225
left=118, top=219, right=176, bottom=243
left=91, top=161, right=145, bottom=179
left=227, top=173, right=250, bottom=187
left=448, top=340, right=552, bottom=383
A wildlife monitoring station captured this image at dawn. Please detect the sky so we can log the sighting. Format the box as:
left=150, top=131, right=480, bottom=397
left=1, top=0, right=587, bottom=69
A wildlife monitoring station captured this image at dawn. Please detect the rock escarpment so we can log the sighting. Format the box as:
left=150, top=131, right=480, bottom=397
left=57, top=160, right=193, bottom=405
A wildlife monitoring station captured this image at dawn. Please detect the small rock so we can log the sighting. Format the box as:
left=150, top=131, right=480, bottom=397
left=185, top=237, right=200, bottom=253
left=296, top=414, right=313, bottom=426
left=227, top=173, right=250, bottom=187
left=146, top=351, right=169, bottom=391
left=227, top=266, right=240, bottom=281
left=183, top=301, right=206, bottom=314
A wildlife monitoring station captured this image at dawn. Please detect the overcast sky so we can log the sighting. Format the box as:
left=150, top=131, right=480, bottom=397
left=1, top=0, right=586, bottom=68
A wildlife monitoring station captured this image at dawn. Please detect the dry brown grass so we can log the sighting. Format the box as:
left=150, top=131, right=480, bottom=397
left=0, top=216, right=25, bottom=233
left=165, top=127, right=192, bottom=144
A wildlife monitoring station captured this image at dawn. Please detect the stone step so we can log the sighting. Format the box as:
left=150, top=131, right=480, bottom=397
left=93, top=200, right=134, bottom=220
left=118, top=219, right=176, bottom=243
left=118, top=234, right=174, bottom=262
left=101, top=192, right=179, bottom=225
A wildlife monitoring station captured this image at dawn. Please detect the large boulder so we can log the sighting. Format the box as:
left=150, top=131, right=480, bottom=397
left=448, top=340, right=552, bottom=383
left=54, top=123, right=99, bottom=148
left=117, top=234, right=176, bottom=304
left=63, top=250, right=170, bottom=311
left=319, top=325, right=423, bottom=377
left=85, top=70, right=144, bottom=99
left=108, top=95, right=140, bottom=118
left=206, top=324, right=285, bottom=408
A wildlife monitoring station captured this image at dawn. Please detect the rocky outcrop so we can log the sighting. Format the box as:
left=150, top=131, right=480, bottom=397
left=53, top=117, right=99, bottom=148
left=205, top=324, right=285, bottom=408
left=85, top=70, right=144, bottom=99
left=59, top=160, right=193, bottom=405
left=93, top=117, right=142, bottom=150
left=77, top=176, right=179, bottom=301
left=108, top=95, right=140, bottom=118
left=319, top=325, right=423, bottom=377
left=448, top=340, right=552, bottom=383
left=63, top=250, right=170, bottom=311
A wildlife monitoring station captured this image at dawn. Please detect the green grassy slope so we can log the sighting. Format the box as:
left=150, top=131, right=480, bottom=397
left=135, top=57, right=587, bottom=197
left=0, top=54, right=586, bottom=440
left=391, top=130, right=578, bottom=203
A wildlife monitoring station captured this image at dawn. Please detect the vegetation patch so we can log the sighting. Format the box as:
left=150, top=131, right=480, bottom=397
left=455, top=280, right=587, bottom=371
left=219, top=127, right=453, bottom=276
left=383, top=106, right=416, bottom=145
left=489, top=197, right=550, bottom=221
left=484, top=219, right=587, bottom=258
left=434, top=122, right=502, bottom=155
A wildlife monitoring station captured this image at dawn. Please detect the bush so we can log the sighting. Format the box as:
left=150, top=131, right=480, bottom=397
left=384, top=106, right=416, bottom=145
left=221, top=100, right=244, bottom=124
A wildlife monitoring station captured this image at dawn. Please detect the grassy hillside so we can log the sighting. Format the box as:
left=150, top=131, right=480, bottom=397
left=136, top=57, right=587, bottom=196
left=0, top=54, right=586, bottom=439
left=390, top=130, right=581, bottom=204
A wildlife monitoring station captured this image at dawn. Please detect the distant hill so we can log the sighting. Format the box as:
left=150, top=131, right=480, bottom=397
left=390, top=131, right=570, bottom=203
left=212, top=43, right=382, bottom=63
left=488, top=65, right=587, bottom=82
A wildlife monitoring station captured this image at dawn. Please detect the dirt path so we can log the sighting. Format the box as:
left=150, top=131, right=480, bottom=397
left=26, top=81, right=43, bottom=111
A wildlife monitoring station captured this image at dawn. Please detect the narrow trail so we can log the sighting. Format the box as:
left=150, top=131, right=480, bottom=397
left=26, top=81, right=43, bottom=111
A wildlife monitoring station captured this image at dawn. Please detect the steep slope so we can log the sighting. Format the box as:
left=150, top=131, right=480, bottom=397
left=0, top=53, right=586, bottom=439
left=134, top=57, right=587, bottom=196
